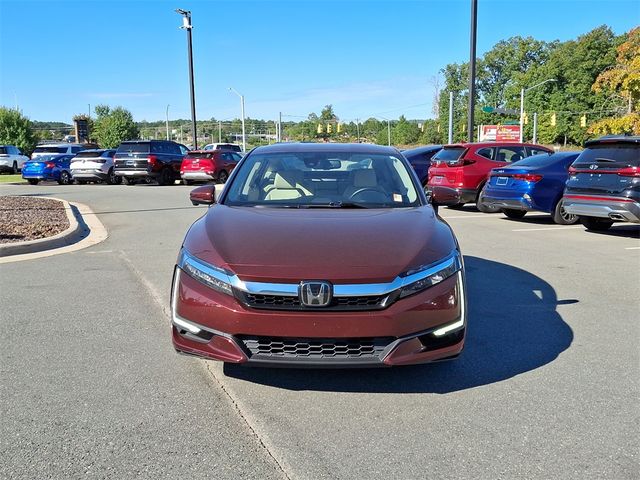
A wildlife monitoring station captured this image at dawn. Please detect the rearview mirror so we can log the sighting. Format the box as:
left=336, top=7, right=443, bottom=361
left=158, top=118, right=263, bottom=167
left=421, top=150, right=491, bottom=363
left=426, top=186, right=461, bottom=208
left=190, top=185, right=216, bottom=206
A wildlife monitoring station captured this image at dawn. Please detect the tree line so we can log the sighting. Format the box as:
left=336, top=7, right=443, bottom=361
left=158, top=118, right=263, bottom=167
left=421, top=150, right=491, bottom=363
left=1, top=25, right=636, bottom=156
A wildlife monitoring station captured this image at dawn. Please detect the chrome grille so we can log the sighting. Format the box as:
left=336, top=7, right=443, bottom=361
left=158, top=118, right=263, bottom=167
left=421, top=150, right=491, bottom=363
left=240, top=292, right=391, bottom=311
left=240, top=336, right=394, bottom=360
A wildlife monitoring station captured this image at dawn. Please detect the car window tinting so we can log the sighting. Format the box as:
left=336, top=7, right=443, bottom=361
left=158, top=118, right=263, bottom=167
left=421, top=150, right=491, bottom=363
left=74, top=151, right=104, bottom=158
left=496, top=147, right=526, bottom=163
left=118, top=143, right=150, bottom=154
left=0, top=147, right=7, bottom=155
left=512, top=153, right=576, bottom=168
left=573, top=145, right=640, bottom=167
left=224, top=151, right=421, bottom=208
left=433, top=147, right=465, bottom=161
left=34, top=146, right=68, bottom=153
left=476, top=147, right=493, bottom=159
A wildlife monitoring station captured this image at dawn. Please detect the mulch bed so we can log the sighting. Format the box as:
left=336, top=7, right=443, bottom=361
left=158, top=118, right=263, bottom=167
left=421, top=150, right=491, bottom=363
left=0, top=196, right=70, bottom=244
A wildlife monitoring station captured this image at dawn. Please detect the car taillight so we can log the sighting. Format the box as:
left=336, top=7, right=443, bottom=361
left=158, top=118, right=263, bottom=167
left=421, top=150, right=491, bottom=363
left=45, top=162, right=55, bottom=168
left=568, top=166, right=577, bottom=174
left=617, top=166, right=640, bottom=177
left=148, top=155, right=158, bottom=167
left=512, top=174, right=543, bottom=182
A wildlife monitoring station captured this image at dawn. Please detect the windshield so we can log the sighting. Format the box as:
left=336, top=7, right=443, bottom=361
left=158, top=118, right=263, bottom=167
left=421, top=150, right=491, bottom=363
left=74, top=151, right=104, bottom=158
left=223, top=150, right=421, bottom=208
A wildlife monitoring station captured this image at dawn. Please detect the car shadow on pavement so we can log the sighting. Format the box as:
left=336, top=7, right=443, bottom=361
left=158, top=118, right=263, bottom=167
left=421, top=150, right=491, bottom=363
left=583, top=225, right=640, bottom=239
left=223, top=256, right=575, bottom=393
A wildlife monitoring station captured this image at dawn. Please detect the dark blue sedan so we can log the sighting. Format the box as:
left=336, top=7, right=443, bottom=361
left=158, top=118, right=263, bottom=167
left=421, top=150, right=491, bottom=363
left=479, top=151, right=581, bottom=224
left=402, top=145, right=442, bottom=185
left=22, top=154, right=75, bottom=185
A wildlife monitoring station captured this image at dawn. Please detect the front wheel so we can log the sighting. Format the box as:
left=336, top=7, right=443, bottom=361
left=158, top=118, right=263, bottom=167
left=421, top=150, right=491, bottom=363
left=552, top=200, right=578, bottom=225
left=27, top=179, right=39, bottom=185
left=11, top=162, right=18, bottom=174
left=217, top=170, right=229, bottom=184
left=502, top=208, right=527, bottom=219
left=57, top=171, right=72, bottom=185
left=580, top=216, right=613, bottom=231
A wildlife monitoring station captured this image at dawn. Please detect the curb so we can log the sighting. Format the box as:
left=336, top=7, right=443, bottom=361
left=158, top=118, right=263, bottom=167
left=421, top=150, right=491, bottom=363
left=0, top=197, right=81, bottom=257
left=0, top=198, right=108, bottom=263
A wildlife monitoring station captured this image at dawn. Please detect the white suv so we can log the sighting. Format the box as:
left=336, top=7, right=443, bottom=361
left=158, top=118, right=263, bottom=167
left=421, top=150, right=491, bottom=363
left=70, top=149, right=121, bottom=184
left=0, top=145, right=29, bottom=173
left=31, top=143, right=88, bottom=159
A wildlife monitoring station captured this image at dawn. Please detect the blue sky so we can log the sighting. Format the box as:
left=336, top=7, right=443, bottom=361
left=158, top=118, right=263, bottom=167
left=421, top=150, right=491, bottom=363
left=0, top=0, right=637, bottom=123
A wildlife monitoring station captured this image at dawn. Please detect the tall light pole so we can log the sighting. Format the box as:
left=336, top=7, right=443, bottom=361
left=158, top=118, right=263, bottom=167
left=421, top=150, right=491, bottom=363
left=165, top=104, right=170, bottom=140
left=380, top=116, right=391, bottom=146
left=176, top=9, right=198, bottom=149
left=229, top=87, right=246, bottom=152
left=520, top=78, right=556, bottom=142
left=467, top=0, right=478, bottom=143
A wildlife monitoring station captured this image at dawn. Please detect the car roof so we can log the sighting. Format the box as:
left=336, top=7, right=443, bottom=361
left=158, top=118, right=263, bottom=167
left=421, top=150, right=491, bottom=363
left=251, top=142, right=400, bottom=155
left=441, top=142, right=549, bottom=148
left=585, top=135, right=640, bottom=147
left=402, top=145, right=443, bottom=155
left=35, top=143, right=84, bottom=147
left=77, top=148, right=111, bottom=153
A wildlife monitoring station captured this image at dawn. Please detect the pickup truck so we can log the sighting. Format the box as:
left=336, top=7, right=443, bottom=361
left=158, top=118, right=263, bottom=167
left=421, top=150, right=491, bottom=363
left=113, top=140, right=189, bottom=185
left=0, top=145, right=30, bottom=173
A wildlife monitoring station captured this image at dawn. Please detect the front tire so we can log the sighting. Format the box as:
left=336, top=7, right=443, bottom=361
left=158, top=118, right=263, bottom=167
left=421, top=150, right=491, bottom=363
left=502, top=208, right=527, bottom=219
left=218, top=170, right=229, bottom=184
left=57, top=171, right=72, bottom=185
left=27, top=179, right=39, bottom=185
left=580, top=216, right=613, bottom=231
left=552, top=200, right=578, bottom=225
left=11, top=162, right=18, bottom=174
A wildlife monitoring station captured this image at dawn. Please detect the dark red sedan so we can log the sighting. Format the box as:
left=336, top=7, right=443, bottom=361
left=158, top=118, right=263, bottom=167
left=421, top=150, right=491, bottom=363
left=171, top=143, right=466, bottom=367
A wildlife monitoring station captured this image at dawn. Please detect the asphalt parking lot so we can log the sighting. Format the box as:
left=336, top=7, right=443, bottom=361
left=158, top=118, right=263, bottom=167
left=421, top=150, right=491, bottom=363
left=1, top=182, right=638, bottom=479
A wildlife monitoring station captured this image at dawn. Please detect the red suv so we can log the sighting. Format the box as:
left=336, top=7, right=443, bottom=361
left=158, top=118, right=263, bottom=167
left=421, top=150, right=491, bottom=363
left=180, top=150, right=243, bottom=185
left=427, top=142, right=552, bottom=207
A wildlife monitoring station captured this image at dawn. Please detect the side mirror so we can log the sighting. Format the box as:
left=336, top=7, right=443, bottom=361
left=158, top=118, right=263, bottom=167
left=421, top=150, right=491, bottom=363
left=426, top=186, right=461, bottom=207
left=190, top=185, right=216, bottom=206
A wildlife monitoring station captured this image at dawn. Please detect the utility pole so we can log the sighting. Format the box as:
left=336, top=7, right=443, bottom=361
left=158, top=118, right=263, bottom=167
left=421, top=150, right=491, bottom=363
left=467, top=0, right=478, bottom=143
left=278, top=111, right=282, bottom=142
left=229, top=87, right=246, bottom=152
left=218, top=121, right=222, bottom=142
left=519, top=87, right=525, bottom=143
left=533, top=112, right=538, bottom=144
left=387, top=119, right=391, bottom=146
left=448, top=92, right=454, bottom=144
left=165, top=104, right=170, bottom=140
left=356, top=118, right=360, bottom=143
left=176, top=9, right=198, bottom=149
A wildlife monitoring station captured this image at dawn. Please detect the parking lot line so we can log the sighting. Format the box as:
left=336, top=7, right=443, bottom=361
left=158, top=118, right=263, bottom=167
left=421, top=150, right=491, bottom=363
left=511, top=226, right=585, bottom=232
left=625, top=246, right=640, bottom=250
left=441, top=214, right=497, bottom=219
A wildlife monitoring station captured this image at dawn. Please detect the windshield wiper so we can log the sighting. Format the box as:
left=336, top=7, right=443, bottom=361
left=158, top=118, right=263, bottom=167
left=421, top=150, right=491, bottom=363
left=301, top=201, right=370, bottom=209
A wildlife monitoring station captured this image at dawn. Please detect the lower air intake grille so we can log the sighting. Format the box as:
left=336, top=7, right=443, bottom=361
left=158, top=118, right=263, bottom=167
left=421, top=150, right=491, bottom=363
left=240, top=336, right=394, bottom=360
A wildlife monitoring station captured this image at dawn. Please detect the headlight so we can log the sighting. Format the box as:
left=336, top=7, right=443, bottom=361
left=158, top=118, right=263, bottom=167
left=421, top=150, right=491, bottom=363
left=178, top=249, right=234, bottom=296
left=399, top=251, right=462, bottom=299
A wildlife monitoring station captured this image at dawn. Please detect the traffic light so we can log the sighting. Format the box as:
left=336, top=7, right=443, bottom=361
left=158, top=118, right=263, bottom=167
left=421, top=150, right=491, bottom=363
left=524, top=112, right=529, bottom=125
left=337, top=122, right=342, bottom=133
left=317, top=123, right=324, bottom=134
left=327, top=123, right=333, bottom=134
left=550, top=113, right=556, bottom=126
left=580, top=114, right=587, bottom=127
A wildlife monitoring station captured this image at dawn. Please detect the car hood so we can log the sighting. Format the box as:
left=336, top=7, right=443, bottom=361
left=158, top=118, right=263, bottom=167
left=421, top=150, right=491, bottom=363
left=182, top=205, right=458, bottom=283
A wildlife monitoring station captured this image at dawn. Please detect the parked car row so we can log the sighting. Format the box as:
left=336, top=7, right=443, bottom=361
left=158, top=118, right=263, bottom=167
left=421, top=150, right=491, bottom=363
left=476, top=135, right=639, bottom=231
left=17, top=140, right=244, bottom=186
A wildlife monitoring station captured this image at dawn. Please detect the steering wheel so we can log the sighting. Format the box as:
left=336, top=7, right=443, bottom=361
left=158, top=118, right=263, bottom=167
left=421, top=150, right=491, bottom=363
left=348, top=188, right=387, bottom=202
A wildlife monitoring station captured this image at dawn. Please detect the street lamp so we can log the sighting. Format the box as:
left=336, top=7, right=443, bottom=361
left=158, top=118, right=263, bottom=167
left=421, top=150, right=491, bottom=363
left=228, top=87, right=246, bottom=152
left=175, top=8, right=198, bottom=149
left=165, top=104, right=170, bottom=140
left=520, top=78, right=556, bottom=142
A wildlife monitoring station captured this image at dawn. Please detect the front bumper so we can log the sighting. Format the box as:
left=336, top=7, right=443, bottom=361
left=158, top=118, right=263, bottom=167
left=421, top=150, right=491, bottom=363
left=181, top=171, right=215, bottom=181
left=563, top=195, right=640, bottom=223
left=171, top=267, right=466, bottom=367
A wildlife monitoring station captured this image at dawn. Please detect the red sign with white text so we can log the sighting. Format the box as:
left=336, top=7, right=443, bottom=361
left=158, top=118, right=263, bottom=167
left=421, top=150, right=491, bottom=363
left=480, top=125, right=521, bottom=143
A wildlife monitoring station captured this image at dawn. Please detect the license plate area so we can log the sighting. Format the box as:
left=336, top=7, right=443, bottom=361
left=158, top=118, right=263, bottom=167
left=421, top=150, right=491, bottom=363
left=433, top=176, right=443, bottom=184
left=496, top=176, right=508, bottom=186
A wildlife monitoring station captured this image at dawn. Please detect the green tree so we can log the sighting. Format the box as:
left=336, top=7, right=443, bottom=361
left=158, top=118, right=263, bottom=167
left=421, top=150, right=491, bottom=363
left=392, top=116, right=420, bottom=146
left=92, top=105, right=140, bottom=148
left=320, top=105, right=337, bottom=122
left=0, top=107, right=38, bottom=155
left=420, top=119, right=444, bottom=144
